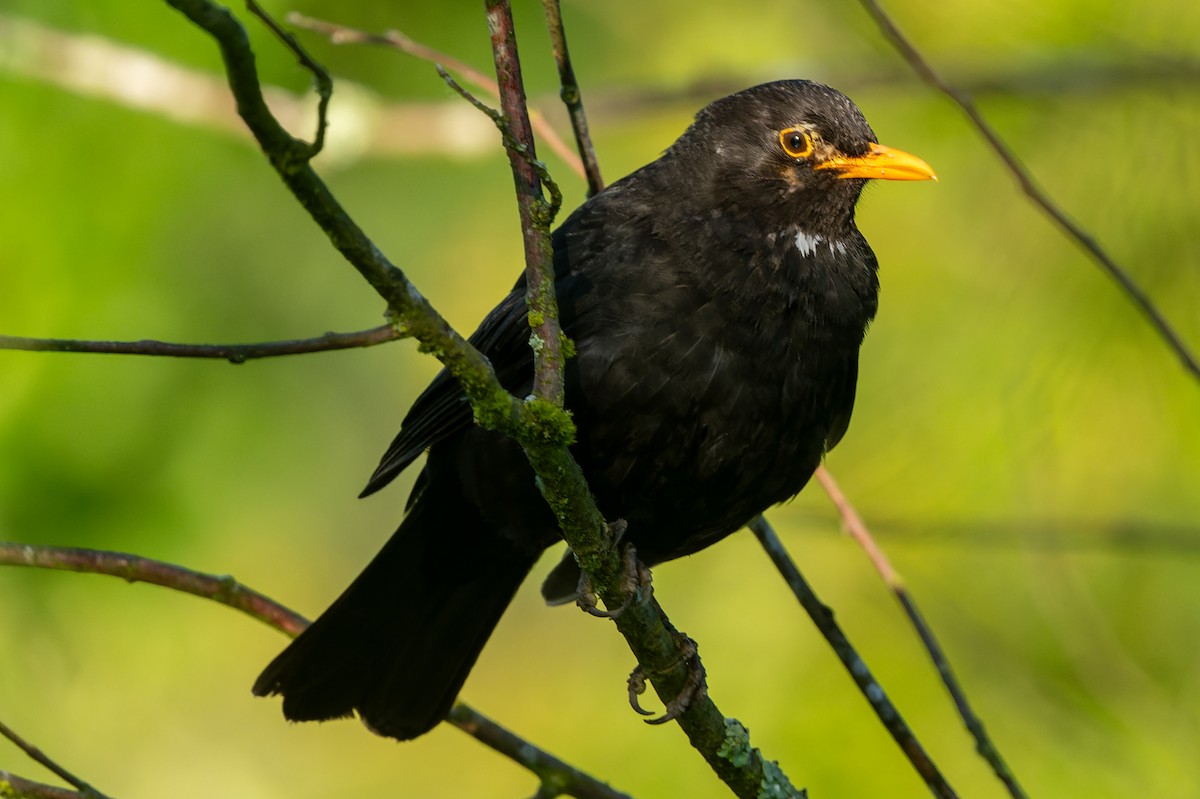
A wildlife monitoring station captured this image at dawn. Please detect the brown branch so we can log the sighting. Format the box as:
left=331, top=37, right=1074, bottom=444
left=858, top=0, right=1200, bottom=385
left=285, top=12, right=587, bottom=179
left=813, top=466, right=902, bottom=586
left=484, top=0, right=566, bottom=407
left=0, top=543, right=632, bottom=799
left=539, top=0, right=603, bottom=196
left=0, top=544, right=309, bottom=635
left=812, top=468, right=1028, bottom=799
left=748, top=516, right=958, bottom=799
left=0, top=722, right=109, bottom=799
left=0, top=326, right=401, bottom=363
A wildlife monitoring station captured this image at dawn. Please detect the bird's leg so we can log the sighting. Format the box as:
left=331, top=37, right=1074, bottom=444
left=575, top=520, right=652, bottom=619
left=627, top=626, right=708, bottom=724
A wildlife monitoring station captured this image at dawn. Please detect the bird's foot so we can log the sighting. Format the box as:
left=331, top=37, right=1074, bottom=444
left=627, top=631, right=708, bottom=725
left=575, top=523, right=652, bottom=619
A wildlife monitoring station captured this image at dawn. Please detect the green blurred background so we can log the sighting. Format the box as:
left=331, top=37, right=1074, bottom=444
left=1, top=1, right=1198, bottom=797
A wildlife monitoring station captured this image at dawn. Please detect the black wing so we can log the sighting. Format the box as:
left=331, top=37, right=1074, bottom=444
left=357, top=173, right=647, bottom=500
left=359, top=285, right=533, bottom=498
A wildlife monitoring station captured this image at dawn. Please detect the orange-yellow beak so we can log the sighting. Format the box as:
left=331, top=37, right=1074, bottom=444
left=816, top=142, right=937, bottom=182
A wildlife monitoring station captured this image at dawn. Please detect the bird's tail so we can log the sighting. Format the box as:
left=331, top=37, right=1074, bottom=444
left=252, top=476, right=536, bottom=740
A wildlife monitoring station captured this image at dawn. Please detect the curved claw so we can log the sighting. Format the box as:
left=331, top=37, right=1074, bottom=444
left=574, top=540, right=652, bottom=619
left=624, top=633, right=709, bottom=725
left=627, top=666, right=656, bottom=716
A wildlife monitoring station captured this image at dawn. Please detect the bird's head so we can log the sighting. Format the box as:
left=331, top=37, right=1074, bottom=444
left=667, top=80, right=936, bottom=232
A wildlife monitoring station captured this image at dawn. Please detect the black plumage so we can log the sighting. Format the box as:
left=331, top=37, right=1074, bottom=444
left=253, top=79, right=935, bottom=740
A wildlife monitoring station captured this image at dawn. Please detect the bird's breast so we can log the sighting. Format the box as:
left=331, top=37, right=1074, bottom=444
left=566, top=269, right=864, bottom=557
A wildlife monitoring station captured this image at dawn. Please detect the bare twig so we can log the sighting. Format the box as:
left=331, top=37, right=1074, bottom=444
left=748, top=516, right=957, bottom=799
left=539, top=0, right=603, bottom=195
left=0, top=326, right=401, bottom=363
left=0, top=543, right=632, bottom=799
left=858, top=0, right=1200, bottom=384
left=0, top=544, right=308, bottom=635
left=813, top=466, right=902, bottom=585
left=285, top=12, right=587, bottom=178
left=0, top=722, right=110, bottom=799
left=447, top=705, right=633, bottom=799
left=812, top=469, right=1028, bottom=798
left=435, top=66, right=562, bottom=222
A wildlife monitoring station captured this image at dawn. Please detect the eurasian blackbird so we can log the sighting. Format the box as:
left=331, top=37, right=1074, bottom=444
left=253, top=79, right=935, bottom=740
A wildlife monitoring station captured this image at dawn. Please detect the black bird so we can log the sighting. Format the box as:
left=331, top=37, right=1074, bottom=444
left=253, top=79, right=935, bottom=740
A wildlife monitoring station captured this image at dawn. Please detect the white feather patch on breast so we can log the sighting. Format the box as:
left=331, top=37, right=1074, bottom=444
left=793, top=230, right=823, bottom=257
left=790, top=230, right=847, bottom=258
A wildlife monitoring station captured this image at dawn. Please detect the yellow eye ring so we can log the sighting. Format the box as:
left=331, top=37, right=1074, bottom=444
left=779, top=127, right=813, bottom=159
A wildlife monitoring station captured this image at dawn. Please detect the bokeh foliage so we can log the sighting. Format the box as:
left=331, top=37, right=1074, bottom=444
left=1, top=1, right=1197, bottom=797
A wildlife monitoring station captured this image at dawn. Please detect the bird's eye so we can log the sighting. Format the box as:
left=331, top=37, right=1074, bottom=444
left=779, top=127, right=813, bottom=159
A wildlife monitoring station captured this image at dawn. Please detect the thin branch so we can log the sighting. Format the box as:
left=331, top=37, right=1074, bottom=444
left=435, top=67, right=562, bottom=223
left=285, top=12, right=587, bottom=179
left=0, top=722, right=109, bottom=799
left=748, top=516, right=958, bottom=799
left=0, top=771, right=93, bottom=799
left=858, top=0, right=1200, bottom=384
left=0, top=544, right=309, bottom=635
left=813, top=466, right=902, bottom=585
left=0, top=326, right=401, bottom=363
left=485, top=0, right=567, bottom=408
left=539, top=0, right=603, bottom=195
left=0, top=543, right=632, bottom=799
left=447, top=705, right=633, bottom=799
left=245, top=0, right=329, bottom=156
left=812, top=469, right=1029, bottom=799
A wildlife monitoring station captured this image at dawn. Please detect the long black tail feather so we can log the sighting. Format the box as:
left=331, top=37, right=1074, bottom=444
left=253, top=477, right=535, bottom=740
